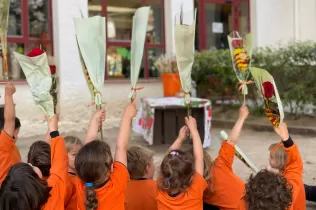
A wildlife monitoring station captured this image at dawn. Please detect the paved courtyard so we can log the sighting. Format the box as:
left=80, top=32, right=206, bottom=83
left=17, top=127, right=316, bottom=209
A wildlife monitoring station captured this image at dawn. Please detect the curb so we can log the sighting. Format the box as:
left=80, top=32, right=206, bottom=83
left=212, top=119, right=316, bottom=136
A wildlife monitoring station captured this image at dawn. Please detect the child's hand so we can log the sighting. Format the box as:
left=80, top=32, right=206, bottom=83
left=238, top=104, right=249, bottom=121
left=185, top=116, right=197, bottom=131
left=46, top=114, right=59, bottom=132
left=178, top=126, right=189, bottom=141
left=5, top=81, right=16, bottom=97
left=93, top=108, right=106, bottom=125
left=123, top=102, right=137, bottom=119
left=273, top=122, right=289, bottom=141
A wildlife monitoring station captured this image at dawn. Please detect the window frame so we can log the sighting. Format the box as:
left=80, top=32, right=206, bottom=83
left=198, top=0, right=250, bottom=50
left=102, top=0, right=166, bottom=80
left=1, top=0, right=54, bottom=82
left=7, top=0, right=54, bottom=54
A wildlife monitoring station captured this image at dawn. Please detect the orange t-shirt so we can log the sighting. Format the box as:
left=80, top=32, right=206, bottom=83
left=42, top=136, right=68, bottom=210
left=156, top=172, right=208, bottom=210
left=76, top=161, right=130, bottom=210
left=283, top=142, right=305, bottom=210
left=203, top=141, right=245, bottom=210
left=0, top=130, right=21, bottom=184
left=236, top=199, right=247, bottom=210
left=65, top=173, right=77, bottom=210
left=125, top=179, right=157, bottom=210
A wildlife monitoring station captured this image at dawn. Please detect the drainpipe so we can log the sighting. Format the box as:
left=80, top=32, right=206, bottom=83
left=294, top=0, right=299, bottom=41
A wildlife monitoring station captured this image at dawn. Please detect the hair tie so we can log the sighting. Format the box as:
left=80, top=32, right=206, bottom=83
left=170, top=151, right=179, bottom=156
left=165, top=178, right=170, bottom=183
left=86, top=183, right=93, bottom=187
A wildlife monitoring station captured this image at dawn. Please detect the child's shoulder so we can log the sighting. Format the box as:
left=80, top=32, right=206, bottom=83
left=67, top=173, right=76, bottom=184
left=127, top=179, right=157, bottom=192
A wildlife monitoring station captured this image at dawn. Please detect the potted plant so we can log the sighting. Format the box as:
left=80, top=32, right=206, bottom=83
left=154, top=54, right=181, bottom=97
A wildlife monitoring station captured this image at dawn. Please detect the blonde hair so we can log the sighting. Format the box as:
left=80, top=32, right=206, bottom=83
left=127, top=145, right=154, bottom=180
left=269, top=143, right=287, bottom=172
left=64, top=136, right=83, bottom=153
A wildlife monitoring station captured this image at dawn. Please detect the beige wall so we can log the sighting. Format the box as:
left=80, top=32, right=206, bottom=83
left=250, top=0, right=316, bottom=47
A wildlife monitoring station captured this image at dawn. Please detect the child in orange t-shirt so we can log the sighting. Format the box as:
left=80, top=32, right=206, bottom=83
left=125, top=145, right=157, bottom=210
left=0, top=114, right=68, bottom=210
left=203, top=105, right=248, bottom=210
left=0, top=81, right=21, bottom=184
left=64, top=136, right=83, bottom=210
left=75, top=103, right=136, bottom=210
left=238, top=122, right=305, bottom=210
left=156, top=116, right=208, bottom=210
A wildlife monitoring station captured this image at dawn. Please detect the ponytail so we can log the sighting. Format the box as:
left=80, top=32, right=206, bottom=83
left=85, top=185, right=98, bottom=210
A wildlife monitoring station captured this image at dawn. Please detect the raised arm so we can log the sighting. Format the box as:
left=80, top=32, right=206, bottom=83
left=44, top=128, right=50, bottom=143
left=46, top=114, right=68, bottom=209
left=168, top=126, right=189, bottom=152
left=3, top=81, right=16, bottom=137
left=185, top=116, right=204, bottom=176
left=85, top=108, right=106, bottom=144
left=227, top=105, right=249, bottom=146
left=273, top=122, right=303, bottom=198
left=114, top=103, right=136, bottom=166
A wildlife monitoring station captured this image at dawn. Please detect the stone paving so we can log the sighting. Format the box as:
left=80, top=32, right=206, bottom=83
left=17, top=127, right=316, bottom=209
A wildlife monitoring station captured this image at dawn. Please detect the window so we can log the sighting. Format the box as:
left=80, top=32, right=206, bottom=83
left=88, top=0, right=165, bottom=80
left=198, top=0, right=250, bottom=50
left=0, top=0, right=53, bottom=81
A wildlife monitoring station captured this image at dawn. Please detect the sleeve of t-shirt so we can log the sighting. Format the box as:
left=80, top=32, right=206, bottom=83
left=111, top=161, right=130, bottom=190
left=0, top=130, right=15, bottom=152
left=190, top=172, right=208, bottom=198
left=47, top=135, right=68, bottom=198
left=283, top=138, right=303, bottom=203
left=215, top=141, right=235, bottom=170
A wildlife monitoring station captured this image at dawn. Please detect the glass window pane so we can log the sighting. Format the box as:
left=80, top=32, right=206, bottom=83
left=88, top=0, right=102, bottom=16
left=148, top=48, right=163, bottom=78
left=238, top=1, right=249, bottom=35
left=107, top=0, right=141, bottom=40
left=205, top=3, right=232, bottom=49
left=145, top=0, right=163, bottom=44
left=8, top=0, right=22, bottom=36
left=29, top=0, right=49, bottom=38
left=0, top=43, right=25, bottom=80
left=107, top=46, right=145, bottom=79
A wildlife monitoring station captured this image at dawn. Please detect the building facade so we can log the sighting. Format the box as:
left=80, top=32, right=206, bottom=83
left=1, top=0, right=316, bottom=137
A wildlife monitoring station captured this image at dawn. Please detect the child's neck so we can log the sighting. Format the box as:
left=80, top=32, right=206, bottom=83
left=68, top=167, right=76, bottom=174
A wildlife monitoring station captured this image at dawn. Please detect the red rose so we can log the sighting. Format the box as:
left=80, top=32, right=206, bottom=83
left=49, top=65, right=56, bottom=75
left=232, top=39, right=243, bottom=48
left=27, top=48, right=44, bottom=57
left=262, top=81, right=275, bottom=99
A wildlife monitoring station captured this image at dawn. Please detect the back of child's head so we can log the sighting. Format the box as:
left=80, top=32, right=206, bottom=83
left=64, top=136, right=83, bottom=153
left=0, top=117, right=21, bottom=133
left=158, top=150, right=194, bottom=194
left=269, top=143, right=287, bottom=171
left=75, top=140, right=113, bottom=210
left=27, top=141, right=51, bottom=177
left=127, top=145, right=155, bottom=180
left=0, top=162, right=51, bottom=210
left=244, top=169, right=292, bottom=210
